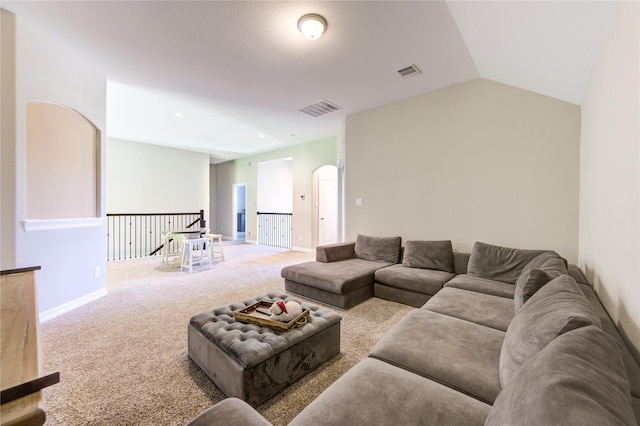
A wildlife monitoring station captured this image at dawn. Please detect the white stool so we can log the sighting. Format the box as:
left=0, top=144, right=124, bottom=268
left=204, top=233, right=225, bottom=261
left=162, top=232, right=188, bottom=264
left=180, top=238, right=212, bottom=273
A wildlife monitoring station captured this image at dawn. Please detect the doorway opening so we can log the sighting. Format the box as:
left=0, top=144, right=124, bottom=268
left=313, top=165, right=338, bottom=247
left=233, top=184, right=246, bottom=242
left=257, top=158, right=293, bottom=248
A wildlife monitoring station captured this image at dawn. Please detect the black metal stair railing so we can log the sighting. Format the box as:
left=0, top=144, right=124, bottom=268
left=257, top=212, right=292, bottom=249
left=106, top=210, right=205, bottom=261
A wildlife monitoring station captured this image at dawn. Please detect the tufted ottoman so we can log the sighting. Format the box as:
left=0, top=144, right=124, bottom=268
left=188, top=292, right=342, bottom=407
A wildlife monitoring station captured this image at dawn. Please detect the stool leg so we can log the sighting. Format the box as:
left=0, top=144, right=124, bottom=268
left=217, top=236, right=225, bottom=261
left=180, top=242, right=187, bottom=272
left=163, top=236, right=170, bottom=264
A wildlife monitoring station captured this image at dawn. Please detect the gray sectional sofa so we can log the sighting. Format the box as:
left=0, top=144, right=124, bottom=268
left=187, top=239, right=640, bottom=426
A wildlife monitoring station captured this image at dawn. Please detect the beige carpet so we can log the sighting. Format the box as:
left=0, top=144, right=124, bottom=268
left=41, top=243, right=413, bottom=425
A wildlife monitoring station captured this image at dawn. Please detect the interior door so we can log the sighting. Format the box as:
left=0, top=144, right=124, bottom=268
left=318, top=177, right=337, bottom=245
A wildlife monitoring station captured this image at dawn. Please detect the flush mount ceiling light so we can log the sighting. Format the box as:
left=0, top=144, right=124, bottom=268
left=298, top=14, right=327, bottom=40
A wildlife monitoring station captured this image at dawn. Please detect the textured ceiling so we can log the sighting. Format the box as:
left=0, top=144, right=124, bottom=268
left=2, top=1, right=617, bottom=162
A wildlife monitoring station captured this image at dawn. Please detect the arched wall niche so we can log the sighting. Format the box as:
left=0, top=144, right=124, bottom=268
left=25, top=102, right=99, bottom=222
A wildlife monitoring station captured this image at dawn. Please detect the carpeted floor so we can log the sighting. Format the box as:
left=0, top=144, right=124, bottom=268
left=41, top=243, right=413, bottom=425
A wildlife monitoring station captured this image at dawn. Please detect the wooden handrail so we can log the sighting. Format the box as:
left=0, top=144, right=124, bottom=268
left=1, top=373, right=60, bottom=405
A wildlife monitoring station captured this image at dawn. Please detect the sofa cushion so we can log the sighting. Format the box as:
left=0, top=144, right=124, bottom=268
left=513, top=252, right=569, bottom=312
left=401, top=240, right=454, bottom=272
left=423, top=287, right=514, bottom=332
left=467, top=242, right=547, bottom=284
left=354, top=234, right=401, bottom=264
left=315, top=241, right=355, bottom=263
left=374, top=264, right=454, bottom=296
left=369, top=309, right=504, bottom=404
left=185, top=398, right=273, bottom=426
left=513, top=268, right=551, bottom=312
left=522, top=250, right=568, bottom=277
left=444, top=274, right=515, bottom=298
left=290, top=358, right=491, bottom=426
left=487, top=326, right=636, bottom=426
left=500, top=274, right=602, bottom=387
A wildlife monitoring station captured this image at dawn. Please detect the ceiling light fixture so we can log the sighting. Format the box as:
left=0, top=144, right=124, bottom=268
left=298, top=14, right=327, bottom=40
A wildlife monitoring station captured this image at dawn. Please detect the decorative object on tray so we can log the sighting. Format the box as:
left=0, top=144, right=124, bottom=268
left=234, top=300, right=309, bottom=331
left=268, top=299, right=303, bottom=322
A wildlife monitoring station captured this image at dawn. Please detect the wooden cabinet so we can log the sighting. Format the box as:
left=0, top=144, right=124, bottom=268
left=1, top=266, right=57, bottom=426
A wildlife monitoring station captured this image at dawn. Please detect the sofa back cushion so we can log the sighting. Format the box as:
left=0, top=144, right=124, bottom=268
left=513, top=269, right=551, bottom=312
left=402, top=240, right=454, bottom=272
left=500, top=274, right=601, bottom=387
left=354, top=234, right=402, bottom=264
left=522, top=250, right=568, bottom=277
left=316, top=242, right=356, bottom=263
left=513, top=252, right=569, bottom=312
left=467, top=242, right=547, bottom=284
left=487, top=326, right=635, bottom=426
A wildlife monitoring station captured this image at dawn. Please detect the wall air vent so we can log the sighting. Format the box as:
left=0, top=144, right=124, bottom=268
left=397, top=64, right=422, bottom=78
left=298, top=100, right=342, bottom=118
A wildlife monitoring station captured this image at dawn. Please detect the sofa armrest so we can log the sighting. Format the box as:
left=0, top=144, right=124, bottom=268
left=568, top=264, right=589, bottom=285
left=185, top=398, right=272, bottom=426
left=316, top=242, right=356, bottom=263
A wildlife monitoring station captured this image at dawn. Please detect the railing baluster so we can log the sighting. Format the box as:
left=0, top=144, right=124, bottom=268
left=105, top=212, right=204, bottom=261
left=257, top=212, right=292, bottom=249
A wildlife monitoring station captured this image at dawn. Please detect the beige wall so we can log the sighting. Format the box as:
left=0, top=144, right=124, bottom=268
left=107, top=138, right=209, bottom=216
left=209, top=164, right=218, bottom=232
left=345, top=78, right=581, bottom=262
left=1, top=10, right=17, bottom=268
left=2, top=9, right=108, bottom=314
left=27, top=102, right=98, bottom=219
left=212, top=137, right=337, bottom=249
left=579, top=1, right=639, bottom=356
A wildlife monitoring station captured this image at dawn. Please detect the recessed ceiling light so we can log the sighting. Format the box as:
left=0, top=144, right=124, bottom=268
left=174, top=111, right=184, bottom=118
left=258, top=134, right=265, bottom=138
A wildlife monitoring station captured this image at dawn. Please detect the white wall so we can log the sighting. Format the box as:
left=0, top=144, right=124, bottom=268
left=345, top=78, right=581, bottom=262
left=3, top=10, right=108, bottom=316
left=107, top=138, right=209, bottom=215
left=212, top=137, right=337, bottom=248
left=579, top=1, right=639, bottom=356
left=257, top=159, right=293, bottom=213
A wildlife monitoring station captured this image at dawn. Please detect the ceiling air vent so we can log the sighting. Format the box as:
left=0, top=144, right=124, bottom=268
left=298, top=100, right=341, bottom=118
left=397, top=64, right=422, bottom=78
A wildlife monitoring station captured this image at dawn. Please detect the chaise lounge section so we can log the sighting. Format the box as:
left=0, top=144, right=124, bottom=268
left=281, top=235, right=402, bottom=309
left=187, top=240, right=640, bottom=425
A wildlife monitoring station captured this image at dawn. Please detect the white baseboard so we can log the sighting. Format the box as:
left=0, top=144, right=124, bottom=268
left=39, top=287, right=108, bottom=323
left=291, top=246, right=314, bottom=253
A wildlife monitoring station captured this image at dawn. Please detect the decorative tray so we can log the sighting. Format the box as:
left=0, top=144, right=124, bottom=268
left=234, top=301, right=309, bottom=331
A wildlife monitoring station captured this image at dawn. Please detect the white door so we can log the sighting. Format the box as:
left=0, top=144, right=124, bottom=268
left=318, top=177, right=337, bottom=245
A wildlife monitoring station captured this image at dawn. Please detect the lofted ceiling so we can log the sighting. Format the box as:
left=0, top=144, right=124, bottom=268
left=2, top=1, right=617, bottom=163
